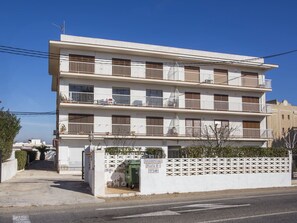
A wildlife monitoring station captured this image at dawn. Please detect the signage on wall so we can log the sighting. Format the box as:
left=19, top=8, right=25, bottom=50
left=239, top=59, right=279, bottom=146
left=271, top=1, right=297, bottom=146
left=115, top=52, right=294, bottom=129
left=143, top=159, right=162, bottom=173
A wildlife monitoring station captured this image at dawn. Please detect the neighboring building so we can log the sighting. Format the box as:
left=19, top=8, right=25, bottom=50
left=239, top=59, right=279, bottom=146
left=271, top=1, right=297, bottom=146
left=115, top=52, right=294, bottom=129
left=49, top=35, right=277, bottom=173
left=267, top=99, right=297, bottom=142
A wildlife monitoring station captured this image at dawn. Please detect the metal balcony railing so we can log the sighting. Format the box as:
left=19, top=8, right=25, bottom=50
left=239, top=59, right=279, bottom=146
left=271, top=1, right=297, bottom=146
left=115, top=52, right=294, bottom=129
left=64, top=61, right=272, bottom=89
left=69, top=61, right=95, bottom=74
left=62, top=123, right=272, bottom=139
left=60, top=91, right=272, bottom=114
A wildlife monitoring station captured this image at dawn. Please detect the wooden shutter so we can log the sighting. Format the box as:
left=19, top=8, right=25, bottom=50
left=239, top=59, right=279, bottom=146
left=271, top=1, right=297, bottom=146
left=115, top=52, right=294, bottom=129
left=214, top=94, right=228, bottom=111
left=146, top=62, right=163, bottom=79
left=241, top=71, right=258, bottom=87
left=243, top=120, right=260, bottom=138
left=185, top=92, right=200, bottom=109
left=68, top=114, right=94, bottom=134
left=242, top=96, right=260, bottom=112
left=112, top=58, right=131, bottom=77
left=69, top=114, right=94, bottom=123
left=214, top=69, right=228, bottom=85
left=146, top=117, right=163, bottom=136
left=185, top=66, right=200, bottom=82
left=112, top=115, right=130, bottom=124
left=69, top=54, right=95, bottom=73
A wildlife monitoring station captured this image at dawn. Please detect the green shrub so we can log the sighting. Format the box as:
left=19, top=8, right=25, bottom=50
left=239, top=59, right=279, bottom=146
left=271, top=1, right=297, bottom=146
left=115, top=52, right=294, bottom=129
left=145, top=147, right=165, bottom=158
left=105, top=147, right=143, bottom=155
left=15, top=150, right=27, bottom=170
left=180, top=146, right=288, bottom=158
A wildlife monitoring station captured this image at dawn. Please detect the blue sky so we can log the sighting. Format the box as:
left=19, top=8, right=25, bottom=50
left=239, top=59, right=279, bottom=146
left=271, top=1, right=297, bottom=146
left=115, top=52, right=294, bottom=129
left=0, top=0, right=296, bottom=143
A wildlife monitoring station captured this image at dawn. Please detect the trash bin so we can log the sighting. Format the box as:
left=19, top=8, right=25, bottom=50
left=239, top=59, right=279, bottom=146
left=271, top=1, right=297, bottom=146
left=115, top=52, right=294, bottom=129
left=125, top=160, right=140, bottom=189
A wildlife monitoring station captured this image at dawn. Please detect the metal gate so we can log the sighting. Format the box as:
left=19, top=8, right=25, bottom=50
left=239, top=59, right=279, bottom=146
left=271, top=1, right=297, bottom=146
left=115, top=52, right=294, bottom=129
left=82, top=150, right=85, bottom=180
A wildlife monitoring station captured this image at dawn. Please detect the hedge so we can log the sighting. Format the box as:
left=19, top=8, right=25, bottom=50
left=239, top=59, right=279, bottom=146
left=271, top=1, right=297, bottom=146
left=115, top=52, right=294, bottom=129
left=180, top=146, right=288, bottom=158
left=15, top=150, right=27, bottom=170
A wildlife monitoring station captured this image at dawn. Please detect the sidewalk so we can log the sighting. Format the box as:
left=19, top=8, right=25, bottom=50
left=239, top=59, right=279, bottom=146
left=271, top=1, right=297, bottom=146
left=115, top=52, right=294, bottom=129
left=0, top=161, right=104, bottom=208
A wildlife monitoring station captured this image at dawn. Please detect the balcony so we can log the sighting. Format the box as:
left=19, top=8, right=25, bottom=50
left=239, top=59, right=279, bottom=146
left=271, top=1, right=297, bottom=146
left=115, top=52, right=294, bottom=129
left=62, top=61, right=272, bottom=90
left=67, top=122, right=93, bottom=134
left=60, top=91, right=272, bottom=114
left=69, top=61, right=95, bottom=74
left=61, top=123, right=272, bottom=140
left=61, top=91, right=94, bottom=104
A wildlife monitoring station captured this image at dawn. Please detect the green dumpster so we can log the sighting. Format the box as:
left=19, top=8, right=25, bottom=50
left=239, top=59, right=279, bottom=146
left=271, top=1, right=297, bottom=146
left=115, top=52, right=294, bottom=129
left=125, top=160, right=140, bottom=189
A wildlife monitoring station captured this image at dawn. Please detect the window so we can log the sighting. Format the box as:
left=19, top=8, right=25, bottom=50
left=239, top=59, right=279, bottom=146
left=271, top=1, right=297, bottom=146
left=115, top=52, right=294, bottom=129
left=146, top=62, right=163, bottom=80
left=146, top=117, right=163, bottom=136
left=185, top=92, right=200, bottom=109
left=112, top=58, right=131, bottom=77
left=185, top=119, right=201, bottom=137
left=282, top=114, right=284, bottom=120
left=69, top=54, right=95, bottom=73
left=112, top=115, right=130, bottom=135
left=243, top=121, right=260, bottom=138
left=112, top=88, right=130, bottom=105
left=214, top=94, right=229, bottom=111
left=241, top=71, right=258, bottom=87
left=146, top=89, right=163, bottom=107
left=242, top=96, right=259, bottom=112
left=288, top=115, right=290, bottom=120
left=69, top=84, right=94, bottom=103
left=184, top=66, right=200, bottom=82
left=68, top=114, right=94, bottom=134
left=282, top=128, right=285, bottom=134
left=214, top=120, right=229, bottom=128
left=214, top=69, right=228, bottom=85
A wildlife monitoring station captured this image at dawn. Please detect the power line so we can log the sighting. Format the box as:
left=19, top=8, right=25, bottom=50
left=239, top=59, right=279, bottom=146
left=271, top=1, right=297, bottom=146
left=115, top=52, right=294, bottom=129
left=0, top=44, right=296, bottom=68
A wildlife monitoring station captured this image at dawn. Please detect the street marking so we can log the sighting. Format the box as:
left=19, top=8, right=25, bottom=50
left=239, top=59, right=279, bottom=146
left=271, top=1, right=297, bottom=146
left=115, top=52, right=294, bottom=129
left=96, top=192, right=297, bottom=211
left=175, top=203, right=250, bottom=213
left=12, top=215, right=31, bottom=223
left=198, top=210, right=297, bottom=223
left=113, top=210, right=180, bottom=219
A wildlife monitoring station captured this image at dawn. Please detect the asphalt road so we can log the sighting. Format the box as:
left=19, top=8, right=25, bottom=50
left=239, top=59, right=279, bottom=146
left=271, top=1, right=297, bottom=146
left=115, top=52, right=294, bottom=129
left=1, top=187, right=297, bottom=223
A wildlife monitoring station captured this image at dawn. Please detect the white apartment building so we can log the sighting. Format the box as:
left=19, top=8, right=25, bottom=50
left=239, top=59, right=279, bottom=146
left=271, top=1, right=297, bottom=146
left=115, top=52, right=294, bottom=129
left=49, top=35, right=277, bottom=173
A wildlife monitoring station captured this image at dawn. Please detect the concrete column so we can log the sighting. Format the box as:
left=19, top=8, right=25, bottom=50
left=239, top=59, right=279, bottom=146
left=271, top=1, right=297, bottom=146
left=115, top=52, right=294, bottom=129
left=93, top=148, right=105, bottom=197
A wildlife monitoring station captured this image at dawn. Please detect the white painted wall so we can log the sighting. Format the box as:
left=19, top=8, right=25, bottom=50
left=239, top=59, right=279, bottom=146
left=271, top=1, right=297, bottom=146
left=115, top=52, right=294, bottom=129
left=1, top=159, right=17, bottom=182
left=139, top=158, right=291, bottom=195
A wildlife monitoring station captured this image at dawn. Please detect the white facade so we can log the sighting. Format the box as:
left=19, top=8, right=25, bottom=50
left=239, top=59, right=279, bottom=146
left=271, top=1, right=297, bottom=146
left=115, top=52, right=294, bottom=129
left=49, top=35, right=277, bottom=173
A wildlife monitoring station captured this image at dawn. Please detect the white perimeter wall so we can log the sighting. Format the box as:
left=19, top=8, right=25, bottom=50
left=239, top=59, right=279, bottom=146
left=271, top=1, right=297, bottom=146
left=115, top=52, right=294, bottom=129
left=140, top=158, right=291, bottom=195
left=1, top=159, right=17, bottom=182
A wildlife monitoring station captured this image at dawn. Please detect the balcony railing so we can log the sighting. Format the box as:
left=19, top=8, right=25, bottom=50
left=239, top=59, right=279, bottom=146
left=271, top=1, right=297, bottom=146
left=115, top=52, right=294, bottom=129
left=60, top=91, right=271, bottom=114
left=69, top=61, right=95, bottom=74
left=64, top=91, right=94, bottom=103
left=112, top=124, right=130, bottom=135
left=61, top=123, right=272, bottom=139
left=67, top=122, right=93, bottom=134
left=64, top=61, right=272, bottom=89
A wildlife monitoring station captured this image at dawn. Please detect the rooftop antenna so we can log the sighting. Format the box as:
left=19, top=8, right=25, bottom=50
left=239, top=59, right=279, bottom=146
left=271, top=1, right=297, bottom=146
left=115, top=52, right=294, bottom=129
left=52, top=20, right=66, bottom=34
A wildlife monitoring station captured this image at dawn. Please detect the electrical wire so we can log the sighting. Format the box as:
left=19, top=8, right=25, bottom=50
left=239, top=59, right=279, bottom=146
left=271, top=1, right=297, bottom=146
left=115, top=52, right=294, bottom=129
left=0, top=44, right=296, bottom=68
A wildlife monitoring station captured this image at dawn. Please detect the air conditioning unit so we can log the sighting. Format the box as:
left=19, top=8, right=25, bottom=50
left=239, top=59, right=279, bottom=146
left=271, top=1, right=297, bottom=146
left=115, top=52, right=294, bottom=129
left=204, top=79, right=213, bottom=84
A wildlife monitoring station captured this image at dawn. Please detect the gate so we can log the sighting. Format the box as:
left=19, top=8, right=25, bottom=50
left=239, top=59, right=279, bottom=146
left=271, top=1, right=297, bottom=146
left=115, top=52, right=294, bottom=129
left=82, top=150, right=85, bottom=180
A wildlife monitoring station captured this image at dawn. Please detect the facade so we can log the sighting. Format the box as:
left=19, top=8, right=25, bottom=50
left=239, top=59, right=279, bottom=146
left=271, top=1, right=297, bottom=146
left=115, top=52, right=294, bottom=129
left=267, top=99, right=297, bottom=141
left=49, top=35, right=277, bottom=173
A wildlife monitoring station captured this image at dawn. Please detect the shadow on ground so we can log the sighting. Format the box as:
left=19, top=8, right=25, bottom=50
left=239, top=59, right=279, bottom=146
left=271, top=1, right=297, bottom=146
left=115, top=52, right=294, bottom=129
left=50, top=180, right=93, bottom=195
left=26, top=160, right=55, bottom=171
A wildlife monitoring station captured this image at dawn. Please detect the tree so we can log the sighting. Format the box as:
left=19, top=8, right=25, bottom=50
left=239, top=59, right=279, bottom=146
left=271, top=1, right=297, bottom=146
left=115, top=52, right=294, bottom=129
left=0, top=108, right=21, bottom=162
left=272, top=128, right=297, bottom=150
left=201, top=123, right=238, bottom=148
left=34, top=145, right=50, bottom=160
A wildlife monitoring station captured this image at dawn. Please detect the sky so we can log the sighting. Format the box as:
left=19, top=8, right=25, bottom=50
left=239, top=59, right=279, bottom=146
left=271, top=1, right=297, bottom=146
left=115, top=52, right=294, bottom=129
left=0, top=0, right=296, bottom=143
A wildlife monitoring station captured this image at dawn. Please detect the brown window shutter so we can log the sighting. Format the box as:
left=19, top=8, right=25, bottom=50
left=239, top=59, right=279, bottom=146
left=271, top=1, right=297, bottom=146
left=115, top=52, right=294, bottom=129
left=241, top=71, right=259, bottom=87
left=185, top=66, right=200, bottom=82
left=112, top=115, right=130, bottom=124
left=214, top=69, right=228, bottom=85
left=146, top=62, right=163, bottom=79
left=112, top=58, right=131, bottom=77
left=146, top=117, right=163, bottom=125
